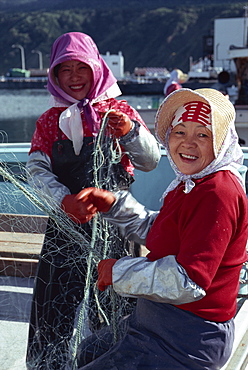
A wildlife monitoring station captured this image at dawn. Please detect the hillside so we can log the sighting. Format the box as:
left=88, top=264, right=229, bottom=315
left=0, top=0, right=247, bottom=75
left=0, top=0, right=242, bottom=12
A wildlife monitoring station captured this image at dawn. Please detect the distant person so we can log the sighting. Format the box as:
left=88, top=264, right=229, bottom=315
left=219, top=89, right=229, bottom=99
left=163, top=68, right=188, bottom=96
left=25, top=31, right=161, bottom=369
left=74, top=88, right=247, bottom=369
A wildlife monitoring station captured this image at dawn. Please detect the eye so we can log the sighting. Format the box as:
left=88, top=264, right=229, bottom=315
left=78, top=64, right=90, bottom=71
left=60, top=67, right=70, bottom=73
left=199, top=133, right=209, bottom=138
left=174, top=130, right=185, bottom=135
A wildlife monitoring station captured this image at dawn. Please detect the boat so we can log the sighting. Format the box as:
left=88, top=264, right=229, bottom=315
left=0, top=141, right=247, bottom=370
left=0, top=140, right=246, bottom=276
left=0, top=74, right=218, bottom=95
left=0, top=76, right=48, bottom=89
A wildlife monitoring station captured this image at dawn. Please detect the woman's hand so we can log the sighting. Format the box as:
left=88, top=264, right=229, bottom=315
left=106, top=111, right=133, bottom=138
left=61, top=187, right=116, bottom=223
left=97, top=258, right=117, bottom=291
left=61, top=192, right=97, bottom=224
left=77, top=187, right=116, bottom=213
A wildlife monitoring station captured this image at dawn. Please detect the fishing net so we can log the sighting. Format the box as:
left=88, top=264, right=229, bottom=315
left=0, top=111, right=139, bottom=370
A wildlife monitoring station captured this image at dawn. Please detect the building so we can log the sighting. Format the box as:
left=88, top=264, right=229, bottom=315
left=101, top=51, right=124, bottom=80
left=214, top=16, right=248, bottom=73
left=214, top=15, right=248, bottom=104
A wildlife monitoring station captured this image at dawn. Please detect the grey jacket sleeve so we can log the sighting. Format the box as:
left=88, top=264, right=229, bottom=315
left=119, top=121, right=161, bottom=172
left=112, top=255, right=206, bottom=305
left=103, top=190, right=158, bottom=245
left=26, top=151, right=70, bottom=205
left=103, top=191, right=206, bottom=305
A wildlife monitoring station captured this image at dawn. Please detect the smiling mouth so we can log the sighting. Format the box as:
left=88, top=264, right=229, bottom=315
left=180, top=153, right=198, bottom=160
left=70, top=85, right=85, bottom=90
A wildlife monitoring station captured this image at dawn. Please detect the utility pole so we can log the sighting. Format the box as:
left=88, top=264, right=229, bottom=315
left=12, top=44, right=26, bottom=70
left=32, top=50, right=43, bottom=70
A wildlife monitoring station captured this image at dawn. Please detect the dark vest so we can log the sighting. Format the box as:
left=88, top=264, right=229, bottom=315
left=51, top=137, right=133, bottom=194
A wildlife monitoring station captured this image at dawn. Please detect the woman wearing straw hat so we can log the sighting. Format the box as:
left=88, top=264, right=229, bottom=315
left=74, top=88, right=247, bottom=369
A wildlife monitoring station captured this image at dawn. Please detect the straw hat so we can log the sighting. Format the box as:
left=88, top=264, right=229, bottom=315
left=155, top=88, right=236, bottom=157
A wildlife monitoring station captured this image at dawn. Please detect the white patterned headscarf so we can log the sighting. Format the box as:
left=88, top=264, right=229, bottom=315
left=155, top=88, right=245, bottom=197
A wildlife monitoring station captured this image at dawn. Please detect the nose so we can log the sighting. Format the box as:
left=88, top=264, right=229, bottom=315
left=70, top=68, right=81, bottom=80
left=182, top=134, right=196, bottom=147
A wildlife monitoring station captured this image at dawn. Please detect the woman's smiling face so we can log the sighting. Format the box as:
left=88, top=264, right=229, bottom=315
left=57, top=60, right=93, bottom=100
left=168, top=121, right=215, bottom=175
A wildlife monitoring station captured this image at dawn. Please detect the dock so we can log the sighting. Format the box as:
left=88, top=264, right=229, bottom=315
left=0, top=214, right=47, bottom=369
left=0, top=275, right=34, bottom=369
left=0, top=214, right=47, bottom=278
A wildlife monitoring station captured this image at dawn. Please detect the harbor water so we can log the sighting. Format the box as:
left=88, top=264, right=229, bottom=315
left=0, top=89, right=163, bottom=143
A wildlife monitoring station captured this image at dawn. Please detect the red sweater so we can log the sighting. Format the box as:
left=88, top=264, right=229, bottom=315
left=146, top=171, right=248, bottom=322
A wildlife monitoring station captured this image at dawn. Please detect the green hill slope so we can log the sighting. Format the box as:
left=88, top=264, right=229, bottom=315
left=0, top=1, right=247, bottom=75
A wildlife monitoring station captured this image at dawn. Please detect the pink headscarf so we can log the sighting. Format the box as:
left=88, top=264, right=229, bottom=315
left=47, top=32, right=121, bottom=140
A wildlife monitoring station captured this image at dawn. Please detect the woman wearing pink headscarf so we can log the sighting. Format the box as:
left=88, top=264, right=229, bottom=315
left=26, top=32, right=160, bottom=369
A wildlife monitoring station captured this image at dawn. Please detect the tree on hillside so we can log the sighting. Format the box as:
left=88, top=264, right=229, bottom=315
left=0, top=3, right=245, bottom=75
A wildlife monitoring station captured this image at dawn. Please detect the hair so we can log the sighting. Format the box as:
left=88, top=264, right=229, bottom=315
left=53, top=64, right=61, bottom=77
